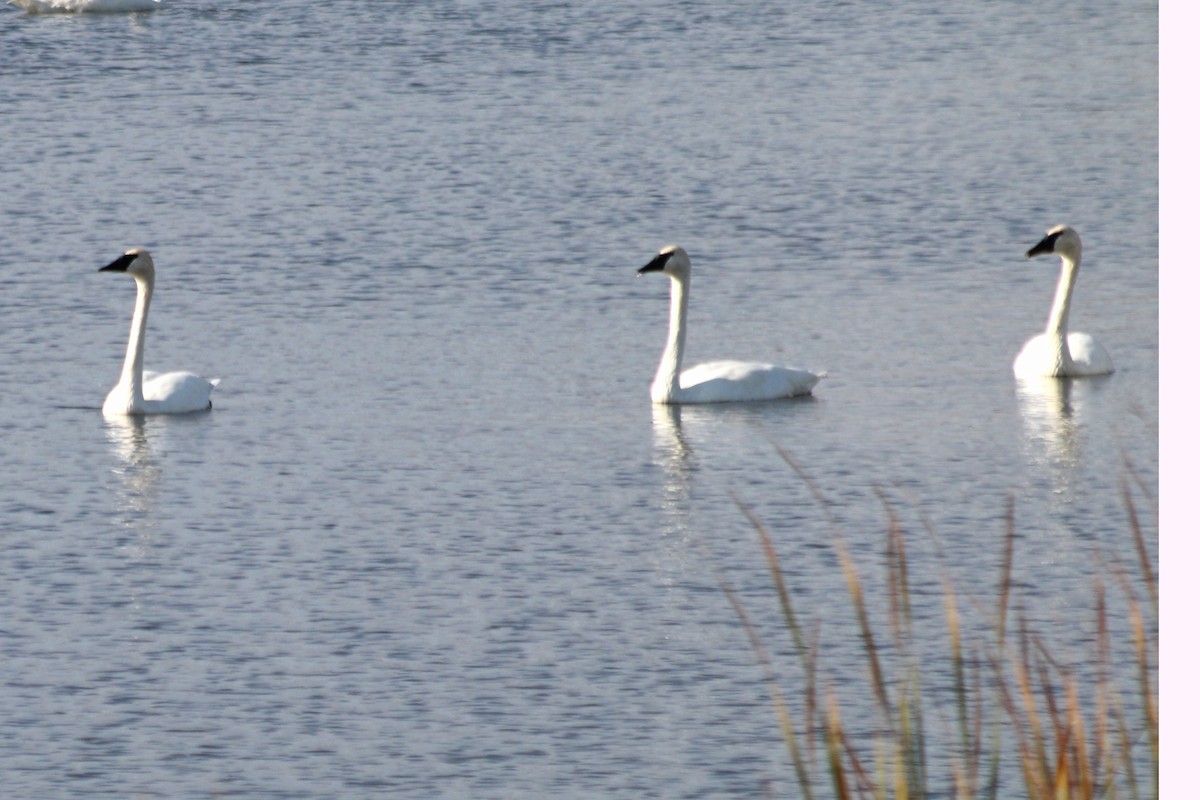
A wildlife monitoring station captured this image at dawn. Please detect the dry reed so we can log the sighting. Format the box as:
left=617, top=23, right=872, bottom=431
left=726, top=449, right=1158, bottom=800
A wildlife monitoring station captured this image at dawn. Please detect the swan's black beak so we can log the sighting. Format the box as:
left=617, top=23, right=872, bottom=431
left=1024, top=232, right=1060, bottom=260
left=100, top=252, right=138, bottom=273
left=638, top=251, right=672, bottom=275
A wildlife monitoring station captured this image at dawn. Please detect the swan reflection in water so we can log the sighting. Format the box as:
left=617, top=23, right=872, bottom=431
left=647, top=403, right=706, bottom=590
left=650, top=403, right=697, bottom=516
left=9, top=0, right=162, bottom=16
left=104, top=414, right=165, bottom=562
left=650, top=398, right=820, bottom=510
left=1014, top=375, right=1111, bottom=506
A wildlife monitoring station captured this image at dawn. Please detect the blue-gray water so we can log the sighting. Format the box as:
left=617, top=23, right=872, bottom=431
left=1, top=1, right=1157, bottom=797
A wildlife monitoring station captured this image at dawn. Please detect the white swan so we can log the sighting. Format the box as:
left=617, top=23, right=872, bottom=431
left=638, top=245, right=823, bottom=404
left=1013, top=225, right=1114, bottom=378
left=100, top=249, right=219, bottom=416
left=8, top=0, right=160, bottom=13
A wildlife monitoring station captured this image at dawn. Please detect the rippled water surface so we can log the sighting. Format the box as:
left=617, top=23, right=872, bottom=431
left=1, top=1, right=1156, bottom=797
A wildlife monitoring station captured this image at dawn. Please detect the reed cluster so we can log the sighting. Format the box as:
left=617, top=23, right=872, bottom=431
left=724, top=448, right=1158, bottom=800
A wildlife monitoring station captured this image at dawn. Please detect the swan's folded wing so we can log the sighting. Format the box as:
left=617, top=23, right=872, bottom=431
left=141, top=370, right=218, bottom=412
left=1066, top=333, right=1114, bottom=375
left=679, top=361, right=822, bottom=402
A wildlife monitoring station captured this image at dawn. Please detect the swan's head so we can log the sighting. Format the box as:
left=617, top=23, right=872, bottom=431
left=638, top=244, right=692, bottom=279
left=100, top=248, right=156, bottom=280
left=1025, top=225, right=1081, bottom=261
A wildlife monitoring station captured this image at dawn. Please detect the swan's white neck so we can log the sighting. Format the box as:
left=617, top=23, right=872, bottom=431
left=115, top=273, right=154, bottom=405
left=1043, top=250, right=1080, bottom=374
left=651, top=271, right=689, bottom=403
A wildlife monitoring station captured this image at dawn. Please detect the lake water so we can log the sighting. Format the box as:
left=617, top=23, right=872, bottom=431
left=1, top=1, right=1157, bottom=797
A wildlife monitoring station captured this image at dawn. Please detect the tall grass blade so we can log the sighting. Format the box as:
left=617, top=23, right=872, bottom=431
left=732, top=447, right=1156, bottom=799
left=1120, top=477, right=1158, bottom=611
left=997, top=495, right=1017, bottom=648
left=834, top=536, right=893, bottom=731
left=823, top=692, right=852, bottom=800
left=733, top=493, right=809, bottom=669
left=715, top=563, right=815, bottom=800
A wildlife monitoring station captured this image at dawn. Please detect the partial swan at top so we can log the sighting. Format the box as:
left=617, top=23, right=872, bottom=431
left=9, top=0, right=161, bottom=13
left=1013, top=225, right=1114, bottom=379
left=638, top=245, right=823, bottom=404
left=99, top=248, right=219, bottom=416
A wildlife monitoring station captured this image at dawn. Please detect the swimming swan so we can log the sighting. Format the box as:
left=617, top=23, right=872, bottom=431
left=638, top=245, right=823, bottom=404
left=1013, top=225, right=1114, bottom=378
left=100, top=248, right=219, bottom=415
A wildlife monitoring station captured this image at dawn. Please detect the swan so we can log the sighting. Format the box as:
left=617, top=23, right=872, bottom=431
left=8, top=0, right=160, bottom=13
left=638, top=244, right=823, bottom=404
left=1012, top=225, right=1114, bottom=378
left=99, top=248, right=219, bottom=416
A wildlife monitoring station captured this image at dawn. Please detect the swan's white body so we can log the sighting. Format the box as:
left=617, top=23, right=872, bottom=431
left=1013, top=225, right=1114, bottom=378
left=100, top=249, right=218, bottom=416
left=9, top=0, right=159, bottom=12
left=638, top=245, right=822, bottom=404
